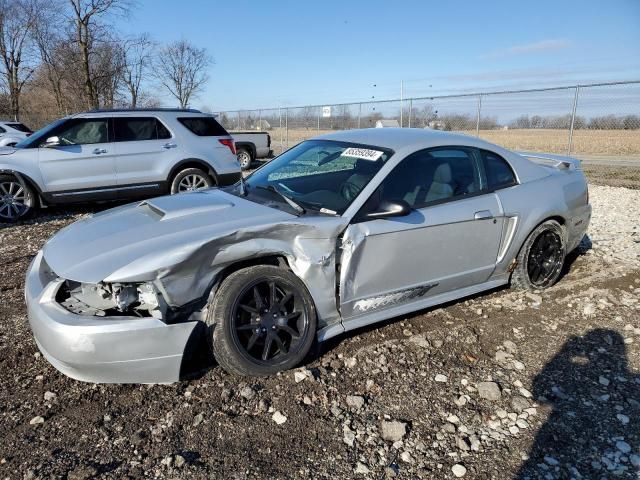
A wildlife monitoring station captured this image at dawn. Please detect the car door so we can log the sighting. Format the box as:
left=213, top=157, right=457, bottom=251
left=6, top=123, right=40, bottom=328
left=339, top=147, right=504, bottom=320
left=38, top=117, right=116, bottom=197
left=112, top=117, right=174, bottom=195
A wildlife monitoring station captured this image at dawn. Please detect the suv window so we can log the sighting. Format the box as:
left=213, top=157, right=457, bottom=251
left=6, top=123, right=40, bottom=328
left=114, top=117, right=172, bottom=142
left=6, top=122, right=31, bottom=133
left=178, top=117, right=228, bottom=136
left=376, top=147, right=481, bottom=208
left=481, top=150, right=517, bottom=190
left=56, top=119, right=108, bottom=145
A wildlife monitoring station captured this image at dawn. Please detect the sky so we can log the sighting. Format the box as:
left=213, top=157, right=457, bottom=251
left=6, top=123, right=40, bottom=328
left=117, top=0, right=640, bottom=112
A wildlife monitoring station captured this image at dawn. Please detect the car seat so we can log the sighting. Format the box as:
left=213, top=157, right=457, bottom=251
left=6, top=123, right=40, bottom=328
left=425, top=163, right=454, bottom=202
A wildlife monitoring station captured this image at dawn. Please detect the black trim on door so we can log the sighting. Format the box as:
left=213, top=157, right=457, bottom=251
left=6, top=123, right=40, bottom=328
left=41, top=181, right=167, bottom=204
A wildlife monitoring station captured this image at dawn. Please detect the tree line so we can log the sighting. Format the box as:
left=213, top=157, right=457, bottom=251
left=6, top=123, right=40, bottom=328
left=0, top=0, right=213, bottom=128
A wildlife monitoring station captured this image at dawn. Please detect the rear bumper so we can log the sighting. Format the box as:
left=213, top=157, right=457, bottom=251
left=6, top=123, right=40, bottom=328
left=26, top=251, right=199, bottom=383
left=217, top=171, right=242, bottom=186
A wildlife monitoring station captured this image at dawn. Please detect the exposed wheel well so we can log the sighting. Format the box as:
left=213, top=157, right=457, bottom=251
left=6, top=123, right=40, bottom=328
left=217, top=255, right=290, bottom=284
left=168, top=160, right=217, bottom=186
left=509, top=215, right=567, bottom=280
left=544, top=215, right=566, bottom=226
left=235, top=143, right=256, bottom=159
left=201, top=255, right=291, bottom=306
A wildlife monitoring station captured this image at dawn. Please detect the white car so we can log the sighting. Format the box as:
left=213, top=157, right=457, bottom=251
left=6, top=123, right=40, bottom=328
left=0, top=109, right=242, bottom=222
left=0, top=121, right=32, bottom=146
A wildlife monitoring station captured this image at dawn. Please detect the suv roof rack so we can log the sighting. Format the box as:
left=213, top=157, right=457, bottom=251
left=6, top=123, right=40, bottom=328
left=84, top=108, right=203, bottom=113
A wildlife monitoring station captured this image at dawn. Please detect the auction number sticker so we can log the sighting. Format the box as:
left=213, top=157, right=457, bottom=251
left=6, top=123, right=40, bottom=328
left=341, top=147, right=384, bottom=161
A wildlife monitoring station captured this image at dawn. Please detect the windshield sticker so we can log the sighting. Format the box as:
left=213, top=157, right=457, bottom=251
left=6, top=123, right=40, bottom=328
left=341, top=147, right=384, bottom=161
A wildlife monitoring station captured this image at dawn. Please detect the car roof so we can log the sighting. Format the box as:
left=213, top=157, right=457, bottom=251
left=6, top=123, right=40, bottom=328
left=316, top=127, right=504, bottom=152
left=72, top=108, right=212, bottom=119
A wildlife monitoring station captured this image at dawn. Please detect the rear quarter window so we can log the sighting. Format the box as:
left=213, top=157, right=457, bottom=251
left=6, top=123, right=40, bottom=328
left=6, top=122, right=31, bottom=133
left=482, top=150, right=517, bottom=190
left=178, top=117, right=228, bottom=136
left=114, top=117, right=172, bottom=142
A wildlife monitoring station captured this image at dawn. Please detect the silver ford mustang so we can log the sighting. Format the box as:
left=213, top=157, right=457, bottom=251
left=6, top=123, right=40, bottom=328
left=26, top=128, right=591, bottom=382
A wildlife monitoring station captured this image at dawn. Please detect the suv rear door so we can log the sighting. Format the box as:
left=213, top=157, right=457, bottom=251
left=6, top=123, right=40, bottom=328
left=112, top=116, right=174, bottom=196
left=38, top=117, right=116, bottom=198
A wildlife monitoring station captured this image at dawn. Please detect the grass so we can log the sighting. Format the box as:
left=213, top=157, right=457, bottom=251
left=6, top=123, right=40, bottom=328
left=251, top=128, right=640, bottom=157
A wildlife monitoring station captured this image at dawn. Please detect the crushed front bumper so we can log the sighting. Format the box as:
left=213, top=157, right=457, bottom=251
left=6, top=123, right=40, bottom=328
left=25, top=251, right=199, bottom=383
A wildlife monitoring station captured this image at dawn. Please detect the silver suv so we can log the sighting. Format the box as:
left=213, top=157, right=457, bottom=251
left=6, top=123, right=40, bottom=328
left=0, top=108, right=241, bottom=222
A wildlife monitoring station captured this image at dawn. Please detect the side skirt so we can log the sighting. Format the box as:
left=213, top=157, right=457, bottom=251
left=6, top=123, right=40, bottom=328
left=316, top=277, right=509, bottom=342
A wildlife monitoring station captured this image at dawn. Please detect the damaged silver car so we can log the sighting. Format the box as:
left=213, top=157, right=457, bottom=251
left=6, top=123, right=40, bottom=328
left=26, top=128, right=591, bottom=382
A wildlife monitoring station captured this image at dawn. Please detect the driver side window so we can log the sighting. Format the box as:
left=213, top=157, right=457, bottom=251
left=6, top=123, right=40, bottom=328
left=375, top=147, right=481, bottom=208
left=55, top=119, right=109, bottom=145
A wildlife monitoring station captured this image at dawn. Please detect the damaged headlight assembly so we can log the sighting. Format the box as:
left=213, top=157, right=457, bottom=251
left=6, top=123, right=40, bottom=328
left=58, top=280, right=168, bottom=319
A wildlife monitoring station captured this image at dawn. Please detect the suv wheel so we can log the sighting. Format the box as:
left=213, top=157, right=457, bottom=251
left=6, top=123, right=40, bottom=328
left=170, top=167, right=214, bottom=194
left=207, top=265, right=317, bottom=376
left=237, top=148, right=252, bottom=171
left=0, top=175, right=35, bottom=223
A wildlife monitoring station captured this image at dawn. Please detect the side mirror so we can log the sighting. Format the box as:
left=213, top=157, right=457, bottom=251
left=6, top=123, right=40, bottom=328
left=363, top=199, right=412, bottom=220
left=42, top=136, right=60, bottom=148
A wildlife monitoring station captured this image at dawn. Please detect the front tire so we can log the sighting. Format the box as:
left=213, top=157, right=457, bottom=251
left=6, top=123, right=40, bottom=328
left=170, top=167, right=214, bottom=194
left=207, top=265, right=317, bottom=376
left=511, top=220, right=566, bottom=290
left=237, top=148, right=252, bottom=171
left=0, top=175, right=35, bottom=223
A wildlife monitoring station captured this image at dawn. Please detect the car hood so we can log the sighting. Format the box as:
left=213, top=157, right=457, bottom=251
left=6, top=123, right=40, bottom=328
left=43, top=189, right=295, bottom=284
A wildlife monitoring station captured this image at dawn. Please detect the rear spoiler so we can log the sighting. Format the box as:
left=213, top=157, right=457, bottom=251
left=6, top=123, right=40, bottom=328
left=517, top=151, right=582, bottom=171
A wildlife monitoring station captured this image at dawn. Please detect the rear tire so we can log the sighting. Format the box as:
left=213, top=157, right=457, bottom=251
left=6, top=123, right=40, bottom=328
left=170, top=167, right=214, bottom=194
left=0, top=175, right=36, bottom=223
left=237, top=148, right=252, bottom=171
left=511, top=220, right=566, bottom=291
left=207, top=265, right=317, bottom=376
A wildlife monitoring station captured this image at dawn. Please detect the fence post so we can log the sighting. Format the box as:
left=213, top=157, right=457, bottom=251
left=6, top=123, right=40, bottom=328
left=408, top=99, right=413, bottom=128
left=475, top=95, right=482, bottom=136
left=279, top=107, right=283, bottom=153
left=317, top=109, right=320, bottom=131
left=237, top=111, right=241, bottom=130
left=567, top=86, right=580, bottom=155
left=258, top=110, right=262, bottom=131
left=285, top=108, right=289, bottom=149
left=358, top=104, right=362, bottom=128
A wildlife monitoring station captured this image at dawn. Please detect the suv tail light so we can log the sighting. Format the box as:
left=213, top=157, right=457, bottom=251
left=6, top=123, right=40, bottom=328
left=219, top=138, right=236, bottom=155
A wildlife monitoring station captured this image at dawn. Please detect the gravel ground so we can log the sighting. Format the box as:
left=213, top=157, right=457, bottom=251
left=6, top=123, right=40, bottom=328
left=0, top=183, right=639, bottom=480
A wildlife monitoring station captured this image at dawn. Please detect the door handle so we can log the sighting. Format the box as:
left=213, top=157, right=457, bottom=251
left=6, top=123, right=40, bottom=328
left=474, top=210, right=494, bottom=220
left=162, top=143, right=177, bottom=149
left=92, top=148, right=107, bottom=154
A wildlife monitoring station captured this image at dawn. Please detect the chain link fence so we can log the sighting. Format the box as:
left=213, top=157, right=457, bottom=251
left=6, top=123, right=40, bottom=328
left=217, top=81, right=640, bottom=159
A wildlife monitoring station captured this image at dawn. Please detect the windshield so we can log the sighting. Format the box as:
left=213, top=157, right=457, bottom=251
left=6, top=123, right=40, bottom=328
left=241, top=139, right=393, bottom=215
left=15, top=118, right=67, bottom=148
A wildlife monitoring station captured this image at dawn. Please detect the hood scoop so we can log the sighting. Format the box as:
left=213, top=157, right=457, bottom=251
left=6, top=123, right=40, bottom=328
left=139, top=191, right=234, bottom=220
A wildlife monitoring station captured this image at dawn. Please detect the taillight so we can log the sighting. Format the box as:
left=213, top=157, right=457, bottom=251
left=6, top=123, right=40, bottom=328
left=219, top=138, right=236, bottom=155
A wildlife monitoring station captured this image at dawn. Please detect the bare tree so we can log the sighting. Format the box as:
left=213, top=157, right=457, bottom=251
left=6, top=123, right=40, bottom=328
left=121, top=33, right=154, bottom=107
left=155, top=39, right=212, bottom=108
left=0, top=0, right=38, bottom=120
left=33, top=2, right=70, bottom=115
left=68, top=0, right=129, bottom=109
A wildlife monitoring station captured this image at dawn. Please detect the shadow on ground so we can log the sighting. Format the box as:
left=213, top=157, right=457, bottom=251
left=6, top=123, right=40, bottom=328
left=516, top=329, right=639, bottom=479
